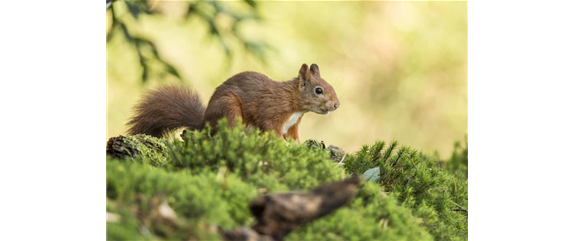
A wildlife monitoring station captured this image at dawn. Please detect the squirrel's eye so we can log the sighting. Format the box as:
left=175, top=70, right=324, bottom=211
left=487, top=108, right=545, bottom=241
left=315, top=87, right=323, bottom=95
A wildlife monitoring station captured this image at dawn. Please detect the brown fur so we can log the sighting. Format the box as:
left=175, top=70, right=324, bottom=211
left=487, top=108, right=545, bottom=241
left=127, top=86, right=205, bottom=137
left=127, top=64, right=339, bottom=141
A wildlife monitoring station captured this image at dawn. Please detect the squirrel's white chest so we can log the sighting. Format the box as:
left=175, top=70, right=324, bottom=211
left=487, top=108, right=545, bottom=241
left=282, top=112, right=304, bottom=134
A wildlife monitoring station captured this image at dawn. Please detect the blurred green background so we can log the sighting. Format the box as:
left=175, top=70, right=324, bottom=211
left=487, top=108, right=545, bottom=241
left=106, top=0, right=467, bottom=158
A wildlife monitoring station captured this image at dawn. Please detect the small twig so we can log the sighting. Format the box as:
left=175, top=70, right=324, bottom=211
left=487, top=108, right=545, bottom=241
left=336, top=154, right=347, bottom=167
left=451, top=201, right=465, bottom=209
left=451, top=201, right=467, bottom=212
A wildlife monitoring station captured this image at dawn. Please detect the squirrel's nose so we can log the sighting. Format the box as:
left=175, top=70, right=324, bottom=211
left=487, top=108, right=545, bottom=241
left=334, top=102, right=340, bottom=109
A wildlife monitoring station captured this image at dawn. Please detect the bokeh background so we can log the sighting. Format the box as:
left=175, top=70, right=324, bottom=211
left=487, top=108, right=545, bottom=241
left=106, top=0, right=467, bottom=158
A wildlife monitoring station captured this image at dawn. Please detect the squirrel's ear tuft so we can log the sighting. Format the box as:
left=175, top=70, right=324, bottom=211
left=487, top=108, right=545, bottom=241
left=298, top=64, right=311, bottom=87
left=310, top=64, right=321, bottom=77
left=299, top=63, right=310, bottom=79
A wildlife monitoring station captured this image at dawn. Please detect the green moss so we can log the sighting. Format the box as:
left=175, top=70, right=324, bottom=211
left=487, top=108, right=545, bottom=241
left=288, top=182, right=432, bottom=241
left=445, top=138, right=468, bottom=178
left=107, top=120, right=467, bottom=240
left=106, top=134, right=169, bottom=167
left=107, top=208, right=149, bottom=241
left=166, top=119, right=345, bottom=190
left=344, top=141, right=468, bottom=240
left=107, top=159, right=258, bottom=228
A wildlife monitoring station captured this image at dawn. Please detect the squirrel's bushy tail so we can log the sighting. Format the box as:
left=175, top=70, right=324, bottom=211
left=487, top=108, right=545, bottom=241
left=127, top=85, right=206, bottom=137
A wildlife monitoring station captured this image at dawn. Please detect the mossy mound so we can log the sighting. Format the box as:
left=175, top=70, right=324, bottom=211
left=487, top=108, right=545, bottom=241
left=106, top=119, right=468, bottom=240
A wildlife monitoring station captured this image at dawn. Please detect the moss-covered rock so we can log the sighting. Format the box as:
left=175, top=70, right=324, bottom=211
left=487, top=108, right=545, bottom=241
left=106, top=134, right=168, bottom=167
left=305, top=139, right=346, bottom=162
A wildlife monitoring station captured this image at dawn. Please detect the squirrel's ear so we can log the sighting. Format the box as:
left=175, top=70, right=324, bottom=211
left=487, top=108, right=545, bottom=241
left=298, top=63, right=311, bottom=86
left=310, top=64, right=321, bottom=77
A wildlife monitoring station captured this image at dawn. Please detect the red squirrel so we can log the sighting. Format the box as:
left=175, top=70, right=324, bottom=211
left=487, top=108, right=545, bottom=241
left=127, top=63, right=340, bottom=142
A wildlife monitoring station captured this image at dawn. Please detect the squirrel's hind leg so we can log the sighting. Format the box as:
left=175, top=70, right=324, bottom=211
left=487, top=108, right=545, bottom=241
left=204, top=92, right=244, bottom=129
